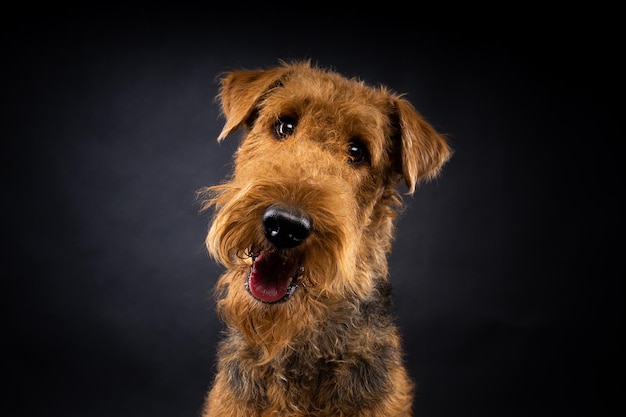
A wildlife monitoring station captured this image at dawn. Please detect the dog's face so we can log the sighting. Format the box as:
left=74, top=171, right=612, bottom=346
left=200, top=62, right=449, bottom=349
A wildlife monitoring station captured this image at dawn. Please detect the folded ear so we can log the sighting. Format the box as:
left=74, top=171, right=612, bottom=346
left=394, top=98, right=452, bottom=194
left=217, top=67, right=290, bottom=141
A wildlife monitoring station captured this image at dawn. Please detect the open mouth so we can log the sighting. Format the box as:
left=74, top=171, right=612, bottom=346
left=245, top=250, right=303, bottom=304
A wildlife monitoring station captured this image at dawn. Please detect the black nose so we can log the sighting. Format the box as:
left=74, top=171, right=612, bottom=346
left=262, top=205, right=312, bottom=249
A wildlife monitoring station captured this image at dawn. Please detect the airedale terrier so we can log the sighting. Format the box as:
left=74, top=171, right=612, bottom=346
left=198, top=61, right=450, bottom=416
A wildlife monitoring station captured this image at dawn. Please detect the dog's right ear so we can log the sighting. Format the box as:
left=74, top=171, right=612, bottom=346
left=217, top=68, right=289, bottom=141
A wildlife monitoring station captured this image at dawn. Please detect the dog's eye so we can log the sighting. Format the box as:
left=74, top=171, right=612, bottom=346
left=273, top=117, right=297, bottom=140
left=347, top=141, right=369, bottom=165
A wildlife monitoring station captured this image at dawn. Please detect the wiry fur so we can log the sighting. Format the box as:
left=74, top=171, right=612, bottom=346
left=198, top=61, right=450, bottom=416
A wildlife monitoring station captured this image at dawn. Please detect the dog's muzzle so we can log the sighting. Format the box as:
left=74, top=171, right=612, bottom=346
left=245, top=206, right=311, bottom=304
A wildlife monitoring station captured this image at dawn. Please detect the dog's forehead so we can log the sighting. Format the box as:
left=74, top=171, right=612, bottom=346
left=283, top=68, right=392, bottom=106
left=261, top=69, right=396, bottom=133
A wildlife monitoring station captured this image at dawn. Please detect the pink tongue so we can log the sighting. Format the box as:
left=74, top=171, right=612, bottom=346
left=248, top=251, right=297, bottom=303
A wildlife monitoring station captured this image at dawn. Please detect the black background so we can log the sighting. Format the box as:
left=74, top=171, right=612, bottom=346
left=5, top=5, right=622, bottom=417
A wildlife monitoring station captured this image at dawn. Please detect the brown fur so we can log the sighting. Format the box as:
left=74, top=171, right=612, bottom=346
left=198, top=60, right=450, bottom=416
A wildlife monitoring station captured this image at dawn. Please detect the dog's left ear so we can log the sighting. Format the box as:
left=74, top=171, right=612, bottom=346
left=217, top=67, right=289, bottom=141
left=394, top=98, right=452, bottom=194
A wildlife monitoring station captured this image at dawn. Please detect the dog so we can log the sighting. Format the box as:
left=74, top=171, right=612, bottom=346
left=198, top=60, right=450, bottom=416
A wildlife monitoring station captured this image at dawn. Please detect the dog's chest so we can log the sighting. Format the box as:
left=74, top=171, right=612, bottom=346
left=227, top=313, right=396, bottom=412
left=232, top=348, right=393, bottom=413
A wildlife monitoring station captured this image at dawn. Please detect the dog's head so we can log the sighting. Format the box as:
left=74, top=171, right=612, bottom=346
left=199, top=61, right=450, bottom=351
